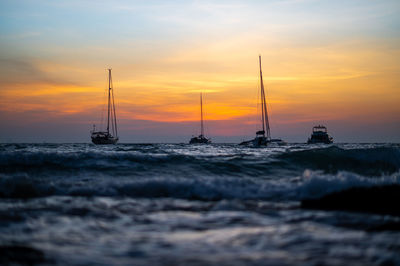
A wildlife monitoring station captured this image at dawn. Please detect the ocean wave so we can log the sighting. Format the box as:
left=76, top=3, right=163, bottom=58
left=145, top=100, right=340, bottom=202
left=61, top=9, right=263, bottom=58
left=1, top=144, right=399, bottom=201
left=1, top=170, right=399, bottom=201
left=297, top=169, right=400, bottom=199
left=0, top=150, right=277, bottom=179
left=1, top=145, right=399, bottom=177
left=0, top=150, right=197, bottom=171
left=277, top=146, right=400, bottom=175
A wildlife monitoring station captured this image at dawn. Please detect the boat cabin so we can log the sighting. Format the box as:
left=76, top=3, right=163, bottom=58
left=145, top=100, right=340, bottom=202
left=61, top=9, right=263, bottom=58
left=312, top=125, right=328, bottom=133
left=307, top=125, right=333, bottom=144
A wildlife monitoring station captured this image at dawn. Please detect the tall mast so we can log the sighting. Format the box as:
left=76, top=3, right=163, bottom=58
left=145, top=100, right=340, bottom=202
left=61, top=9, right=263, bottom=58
left=110, top=69, right=118, bottom=138
left=259, top=56, right=265, bottom=136
left=200, top=93, right=204, bottom=136
left=107, top=69, right=111, bottom=134
left=110, top=72, right=118, bottom=137
left=259, top=55, right=271, bottom=139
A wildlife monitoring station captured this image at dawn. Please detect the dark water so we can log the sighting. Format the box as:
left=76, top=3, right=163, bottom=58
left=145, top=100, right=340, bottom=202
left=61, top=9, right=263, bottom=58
left=1, top=143, right=400, bottom=265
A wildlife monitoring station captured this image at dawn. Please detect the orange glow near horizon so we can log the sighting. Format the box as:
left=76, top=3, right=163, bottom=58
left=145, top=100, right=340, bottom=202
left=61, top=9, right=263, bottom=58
left=2, top=46, right=400, bottom=127
left=2, top=43, right=399, bottom=125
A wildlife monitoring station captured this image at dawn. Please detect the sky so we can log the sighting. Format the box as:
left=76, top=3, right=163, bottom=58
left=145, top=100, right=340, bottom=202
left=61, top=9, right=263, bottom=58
left=0, top=0, right=399, bottom=143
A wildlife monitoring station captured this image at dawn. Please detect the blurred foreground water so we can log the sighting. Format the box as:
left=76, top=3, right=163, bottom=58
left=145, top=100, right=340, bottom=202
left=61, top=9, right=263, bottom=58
left=1, top=143, right=399, bottom=265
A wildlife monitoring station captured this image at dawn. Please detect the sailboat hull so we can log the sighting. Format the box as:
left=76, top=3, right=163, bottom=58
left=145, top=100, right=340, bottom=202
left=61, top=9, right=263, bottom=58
left=91, top=132, right=118, bottom=145
left=91, top=137, right=118, bottom=145
left=189, top=135, right=211, bottom=144
left=239, top=137, right=286, bottom=147
left=91, top=138, right=118, bottom=145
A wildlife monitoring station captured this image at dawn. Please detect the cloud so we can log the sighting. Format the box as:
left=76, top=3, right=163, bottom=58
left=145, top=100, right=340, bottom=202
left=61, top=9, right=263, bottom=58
left=0, top=57, right=79, bottom=87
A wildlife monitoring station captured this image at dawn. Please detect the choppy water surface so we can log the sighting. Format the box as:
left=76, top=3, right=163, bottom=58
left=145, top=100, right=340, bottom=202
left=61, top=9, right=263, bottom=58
left=1, top=143, right=400, bottom=265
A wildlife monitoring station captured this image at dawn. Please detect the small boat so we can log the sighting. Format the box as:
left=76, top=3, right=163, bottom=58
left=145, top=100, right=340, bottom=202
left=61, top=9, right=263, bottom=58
left=240, top=56, right=285, bottom=147
left=307, top=125, right=333, bottom=144
left=189, top=93, right=211, bottom=144
left=91, top=69, right=119, bottom=145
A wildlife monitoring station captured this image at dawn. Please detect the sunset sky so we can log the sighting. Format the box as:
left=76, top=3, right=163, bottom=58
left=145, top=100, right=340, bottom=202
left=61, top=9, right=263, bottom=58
left=0, top=0, right=399, bottom=142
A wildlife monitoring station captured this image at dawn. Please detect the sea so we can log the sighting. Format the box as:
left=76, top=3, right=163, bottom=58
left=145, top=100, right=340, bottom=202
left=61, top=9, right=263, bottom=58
left=0, top=143, right=400, bottom=265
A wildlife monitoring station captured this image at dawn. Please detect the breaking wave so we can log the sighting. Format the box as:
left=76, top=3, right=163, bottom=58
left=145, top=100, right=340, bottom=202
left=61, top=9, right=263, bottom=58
left=1, top=144, right=399, bottom=201
left=1, top=145, right=399, bottom=176
left=1, top=169, right=399, bottom=201
left=277, top=145, right=400, bottom=175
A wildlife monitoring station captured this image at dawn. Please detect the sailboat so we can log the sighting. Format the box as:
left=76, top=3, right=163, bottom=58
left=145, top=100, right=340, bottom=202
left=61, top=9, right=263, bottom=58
left=240, top=56, right=285, bottom=147
left=189, top=93, right=211, bottom=144
left=91, top=69, right=119, bottom=145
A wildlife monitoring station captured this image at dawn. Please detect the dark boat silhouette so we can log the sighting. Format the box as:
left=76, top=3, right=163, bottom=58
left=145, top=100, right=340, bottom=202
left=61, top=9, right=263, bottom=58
left=189, top=93, right=211, bottom=144
left=307, top=125, right=333, bottom=144
left=240, top=56, right=285, bottom=147
left=91, top=69, right=119, bottom=145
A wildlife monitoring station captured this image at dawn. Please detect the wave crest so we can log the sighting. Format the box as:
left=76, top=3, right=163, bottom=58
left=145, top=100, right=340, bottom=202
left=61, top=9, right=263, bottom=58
left=1, top=170, right=399, bottom=201
left=277, top=146, right=400, bottom=175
